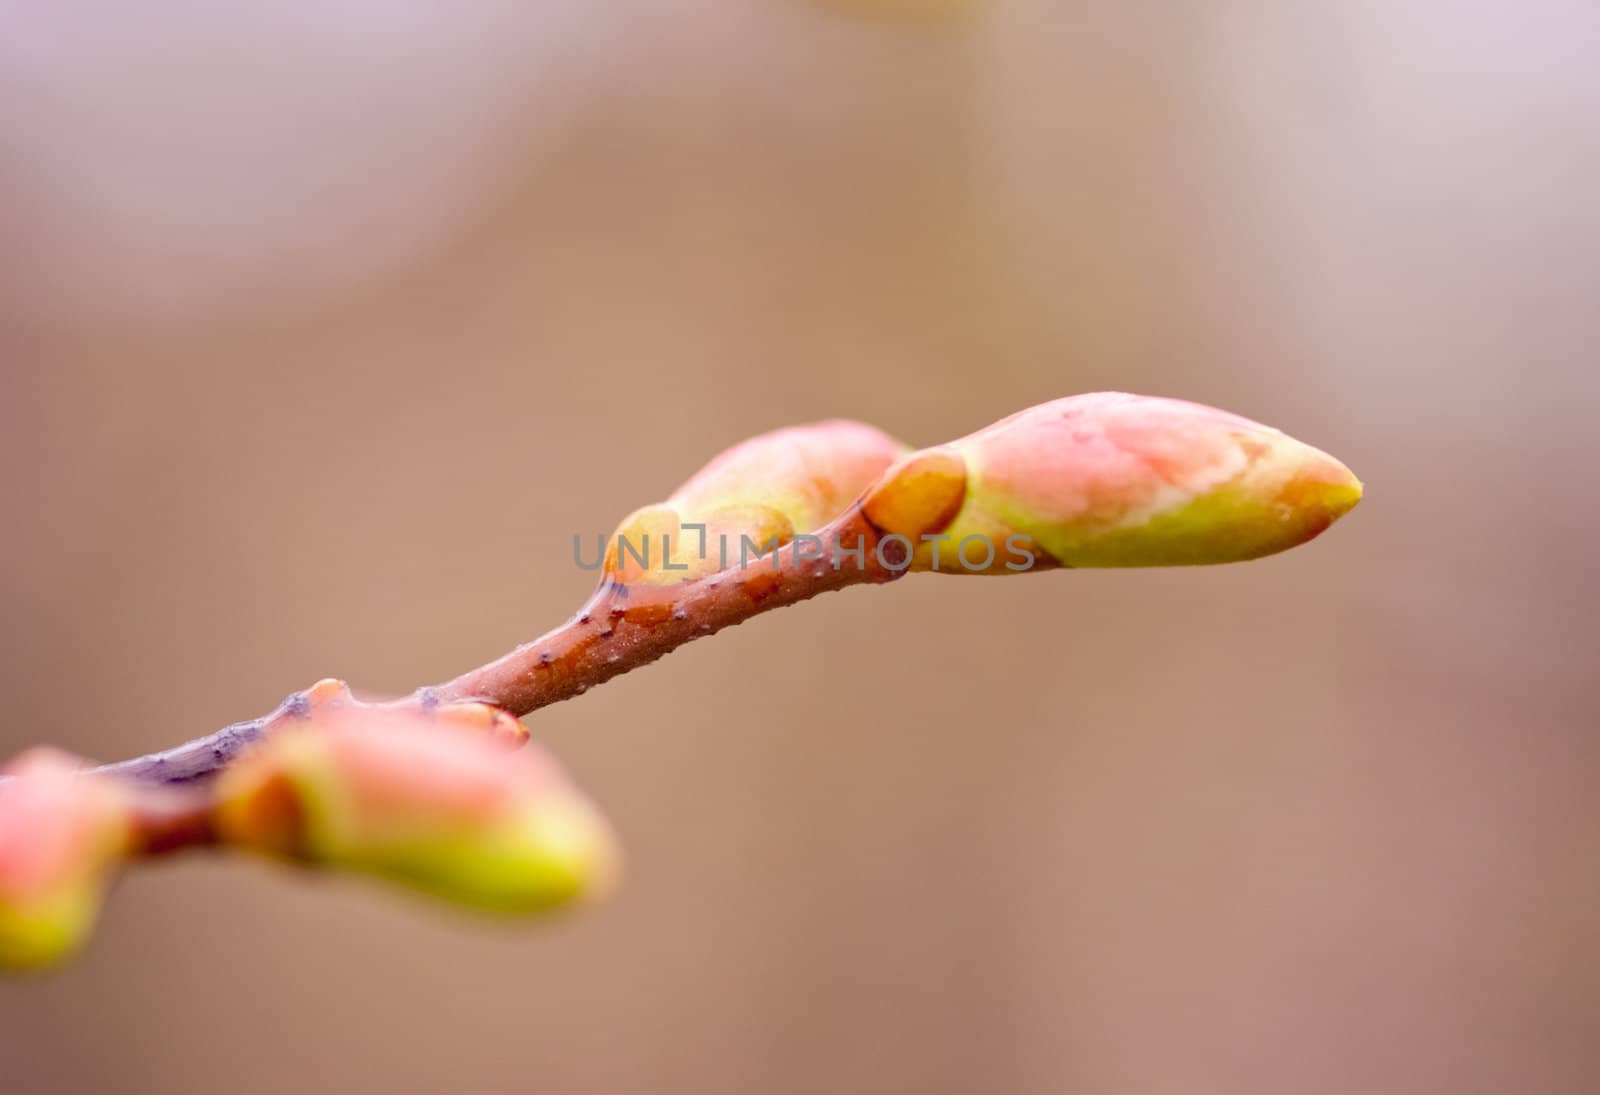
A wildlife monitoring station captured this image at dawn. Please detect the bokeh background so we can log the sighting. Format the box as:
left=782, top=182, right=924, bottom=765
left=2, top=2, right=1596, bottom=1092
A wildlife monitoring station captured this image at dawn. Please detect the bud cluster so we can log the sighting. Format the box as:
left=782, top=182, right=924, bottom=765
left=2, top=391, right=1360, bottom=972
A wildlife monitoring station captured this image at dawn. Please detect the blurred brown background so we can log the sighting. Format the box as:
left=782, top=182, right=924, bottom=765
left=1, top=2, right=1595, bottom=1093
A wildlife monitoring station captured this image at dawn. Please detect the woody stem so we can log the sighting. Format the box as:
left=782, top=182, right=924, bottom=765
left=95, top=508, right=905, bottom=787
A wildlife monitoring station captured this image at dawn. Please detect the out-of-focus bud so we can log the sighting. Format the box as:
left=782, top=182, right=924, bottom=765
left=862, top=392, right=1362, bottom=571
left=607, top=420, right=906, bottom=583
left=214, top=708, right=616, bottom=914
left=0, top=750, right=133, bottom=971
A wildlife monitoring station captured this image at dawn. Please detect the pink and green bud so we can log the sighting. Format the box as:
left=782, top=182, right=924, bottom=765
left=862, top=392, right=1362, bottom=571
left=607, top=420, right=906, bottom=583
left=214, top=708, right=616, bottom=914
left=0, top=750, right=134, bottom=971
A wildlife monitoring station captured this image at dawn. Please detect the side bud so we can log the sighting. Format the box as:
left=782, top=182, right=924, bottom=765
left=0, top=750, right=134, bottom=971
left=214, top=708, right=616, bottom=914
left=607, top=420, right=906, bottom=583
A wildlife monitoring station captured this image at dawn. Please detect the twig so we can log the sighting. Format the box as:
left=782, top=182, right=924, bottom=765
left=94, top=507, right=907, bottom=788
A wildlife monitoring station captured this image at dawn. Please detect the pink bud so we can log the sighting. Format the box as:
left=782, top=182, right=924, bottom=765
left=862, top=393, right=1362, bottom=570
left=0, top=750, right=133, bottom=971
left=608, top=420, right=906, bottom=583
left=214, top=708, right=617, bottom=914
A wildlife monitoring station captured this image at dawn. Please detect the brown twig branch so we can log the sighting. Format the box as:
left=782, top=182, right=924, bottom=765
left=95, top=507, right=908, bottom=790
left=127, top=785, right=218, bottom=857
